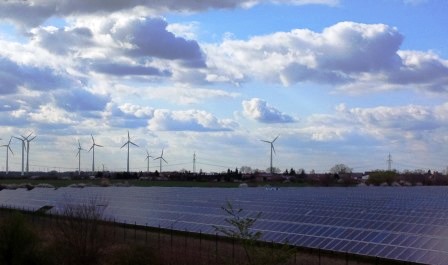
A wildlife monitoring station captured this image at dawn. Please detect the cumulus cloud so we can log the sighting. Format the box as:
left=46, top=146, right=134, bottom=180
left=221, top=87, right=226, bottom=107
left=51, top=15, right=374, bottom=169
left=148, top=109, right=237, bottom=131
left=205, top=21, right=448, bottom=93
left=0, top=56, right=75, bottom=94
left=31, top=16, right=206, bottom=77
left=0, top=0, right=338, bottom=28
left=28, top=104, right=76, bottom=125
left=242, top=98, right=295, bottom=123
left=53, top=89, right=110, bottom=112
left=302, top=103, right=448, bottom=145
left=31, top=26, right=94, bottom=55
left=104, top=103, right=154, bottom=128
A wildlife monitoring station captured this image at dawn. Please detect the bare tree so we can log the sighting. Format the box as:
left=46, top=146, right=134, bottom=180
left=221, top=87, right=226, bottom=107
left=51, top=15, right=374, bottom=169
left=51, top=196, right=111, bottom=265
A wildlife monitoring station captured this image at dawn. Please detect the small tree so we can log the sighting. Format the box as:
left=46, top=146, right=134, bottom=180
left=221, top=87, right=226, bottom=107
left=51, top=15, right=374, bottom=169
left=214, top=201, right=295, bottom=265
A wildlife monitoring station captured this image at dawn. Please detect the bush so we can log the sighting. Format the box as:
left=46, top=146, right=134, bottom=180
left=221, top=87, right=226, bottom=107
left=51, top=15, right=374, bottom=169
left=0, top=212, right=43, bottom=265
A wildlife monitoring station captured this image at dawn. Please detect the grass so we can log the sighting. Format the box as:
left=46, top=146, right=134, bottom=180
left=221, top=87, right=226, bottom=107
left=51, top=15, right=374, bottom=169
left=0, top=178, right=312, bottom=188
left=0, top=179, right=242, bottom=188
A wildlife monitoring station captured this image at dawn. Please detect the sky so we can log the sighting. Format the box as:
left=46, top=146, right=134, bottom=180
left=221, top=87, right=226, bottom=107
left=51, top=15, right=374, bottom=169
left=0, top=0, right=448, bottom=174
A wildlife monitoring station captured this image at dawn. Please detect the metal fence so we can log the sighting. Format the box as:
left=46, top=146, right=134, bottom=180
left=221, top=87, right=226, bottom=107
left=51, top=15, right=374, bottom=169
left=0, top=205, right=418, bottom=265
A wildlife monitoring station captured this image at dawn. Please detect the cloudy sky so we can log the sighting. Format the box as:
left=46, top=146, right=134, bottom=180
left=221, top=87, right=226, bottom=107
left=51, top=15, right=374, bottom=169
left=0, top=0, right=447, bottom=174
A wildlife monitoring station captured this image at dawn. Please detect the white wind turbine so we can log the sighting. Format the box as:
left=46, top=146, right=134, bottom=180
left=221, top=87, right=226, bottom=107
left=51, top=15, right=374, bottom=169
left=261, top=135, right=279, bottom=174
left=153, top=148, right=167, bottom=173
left=145, top=149, right=153, bottom=173
left=76, top=140, right=84, bottom=176
left=1, top=137, right=13, bottom=175
left=121, top=131, right=138, bottom=173
left=23, top=133, right=36, bottom=173
left=88, top=135, right=103, bottom=174
left=13, top=135, right=28, bottom=176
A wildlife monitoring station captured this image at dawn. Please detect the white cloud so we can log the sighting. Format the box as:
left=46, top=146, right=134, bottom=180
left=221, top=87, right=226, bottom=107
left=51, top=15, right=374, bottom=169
left=0, top=0, right=339, bottom=28
left=28, top=104, right=76, bottom=125
left=147, top=86, right=240, bottom=105
left=205, top=21, right=448, bottom=93
left=148, top=109, right=237, bottom=131
left=242, top=98, right=295, bottom=123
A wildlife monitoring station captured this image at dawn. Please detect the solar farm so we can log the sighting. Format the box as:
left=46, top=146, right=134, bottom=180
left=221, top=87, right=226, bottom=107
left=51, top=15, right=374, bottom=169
left=1, top=186, right=447, bottom=264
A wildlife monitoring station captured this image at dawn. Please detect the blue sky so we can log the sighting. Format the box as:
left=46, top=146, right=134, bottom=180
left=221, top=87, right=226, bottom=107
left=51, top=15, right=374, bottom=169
left=0, top=0, right=448, bottom=174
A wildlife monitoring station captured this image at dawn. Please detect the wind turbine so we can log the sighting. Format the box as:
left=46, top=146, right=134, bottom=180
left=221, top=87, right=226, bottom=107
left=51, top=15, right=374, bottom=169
left=1, top=137, right=13, bottom=175
left=153, top=149, right=167, bottom=173
left=23, top=133, right=36, bottom=173
left=88, top=135, right=103, bottom=174
left=121, top=131, right=138, bottom=173
left=261, top=135, right=279, bottom=174
left=13, top=135, right=27, bottom=176
left=145, top=149, right=153, bottom=173
left=76, top=140, right=84, bottom=176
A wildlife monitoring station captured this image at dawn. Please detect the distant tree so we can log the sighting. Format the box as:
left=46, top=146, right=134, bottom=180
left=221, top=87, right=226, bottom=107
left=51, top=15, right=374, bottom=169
left=240, top=166, right=253, bottom=174
left=289, top=168, right=296, bottom=176
left=329, top=164, right=352, bottom=174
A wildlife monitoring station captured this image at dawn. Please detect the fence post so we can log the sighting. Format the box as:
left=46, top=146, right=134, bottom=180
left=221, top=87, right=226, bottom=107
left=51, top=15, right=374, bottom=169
left=123, top=220, right=126, bottom=242
left=215, top=233, right=218, bottom=264
left=134, top=221, right=137, bottom=241
left=232, top=236, right=235, bottom=265
left=158, top=225, right=161, bottom=251
left=319, top=248, right=321, bottom=265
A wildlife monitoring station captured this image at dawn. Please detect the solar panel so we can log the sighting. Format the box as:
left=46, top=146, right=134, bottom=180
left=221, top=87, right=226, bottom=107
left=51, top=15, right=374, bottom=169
left=2, top=186, right=448, bottom=264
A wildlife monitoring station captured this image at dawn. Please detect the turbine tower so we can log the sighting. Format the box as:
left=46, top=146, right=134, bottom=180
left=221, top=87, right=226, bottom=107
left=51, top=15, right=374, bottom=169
left=88, top=135, right=103, bottom=174
left=1, top=137, right=13, bottom=175
left=121, top=131, right=138, bottom=173
left=23, top=133, right=36, bottom=173
left=145, top=149, right=152, bottom=173
left=13, top=135, right=27, bottom=176
left=153, top=149, right=167, bottom=173
left=76, top=140, right=84, bottom=176
left=261, top=135, right=279, bottom=174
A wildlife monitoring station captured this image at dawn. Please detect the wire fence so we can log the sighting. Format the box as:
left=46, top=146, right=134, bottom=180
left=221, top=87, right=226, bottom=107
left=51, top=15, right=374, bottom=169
left=0, top=206, right=420, bottom=265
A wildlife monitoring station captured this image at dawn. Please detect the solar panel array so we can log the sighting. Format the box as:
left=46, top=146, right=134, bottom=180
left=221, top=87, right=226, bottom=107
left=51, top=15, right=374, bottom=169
left=1, top=186, right=448, bottom=264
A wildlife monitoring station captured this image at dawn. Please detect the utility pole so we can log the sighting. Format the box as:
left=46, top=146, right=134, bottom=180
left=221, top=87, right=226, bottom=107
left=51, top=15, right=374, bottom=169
left=387, top=153, right=392, bottom=171
left=193, top=152, right=196, bottom=173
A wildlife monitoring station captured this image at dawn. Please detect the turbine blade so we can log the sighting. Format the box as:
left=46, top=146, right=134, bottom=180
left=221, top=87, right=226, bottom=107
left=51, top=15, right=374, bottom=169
left=272, top=144, right=276, bottom=155
left=121, top=142, right=128, bottom=149
left=91, top=134, right=95, bottom=143
left=29, top=135, right=37, bottom=141
left=130, top=141, right=138, bottom=147
left=88, top=145, right=94, bottom=152
left=162, top=158, right=168, bottom=164
left=96, top=144, right=103, bottom=147
left=8, top=146, right=13, bottom=155
left=272, top=135, right=279, bottom=143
